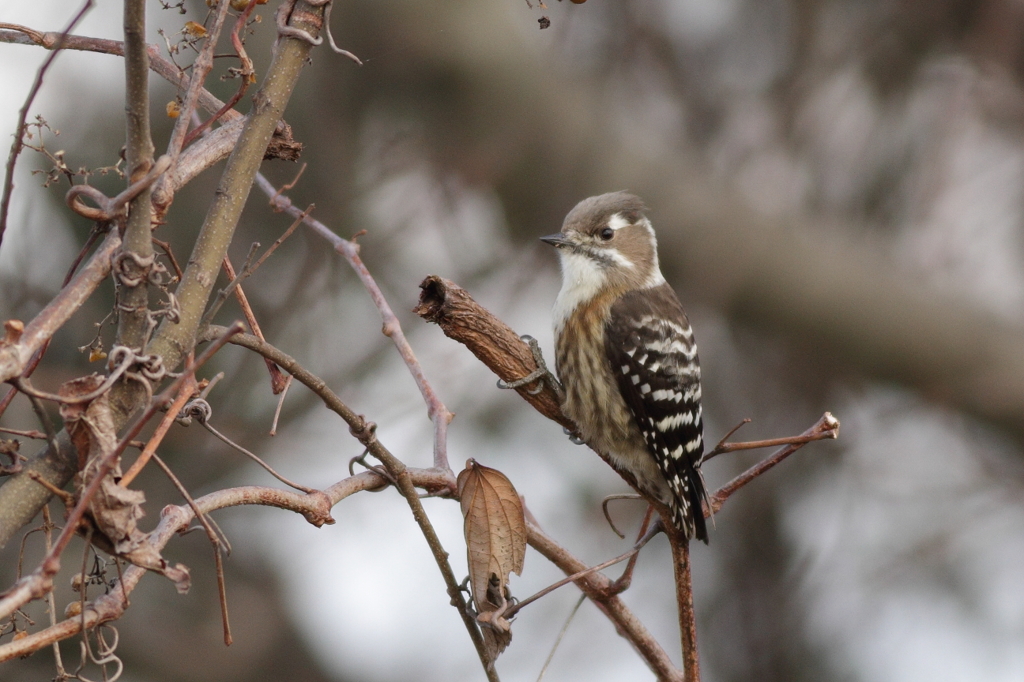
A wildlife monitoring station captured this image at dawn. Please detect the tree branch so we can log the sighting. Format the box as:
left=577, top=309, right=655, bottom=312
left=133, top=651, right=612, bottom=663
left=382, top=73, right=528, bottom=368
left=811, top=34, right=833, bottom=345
left=0, top=324, right=243, bottom=622
left=0, top=1, right=323, bottom=546
left=145, top=0, right=324, bottom=375
left=152, top=0, right=232, bottom=214
left=114, top=0, right=156, bottom=351
left=708, top=413, right=839, bottom=514
left=414, top=275, right=570, bottom=432
left=666, top=530, right=699, bottom=682
left=0, top=28, right=302, bottom=204
left=0, top=231, right=120, bottom=385
left=526, top=518, right=685, bottom=682
left=200, top=326, right=495, bottom=678
left=0, top=1, right=93, bottom=249
left=255, top=173, right=456, bottom=471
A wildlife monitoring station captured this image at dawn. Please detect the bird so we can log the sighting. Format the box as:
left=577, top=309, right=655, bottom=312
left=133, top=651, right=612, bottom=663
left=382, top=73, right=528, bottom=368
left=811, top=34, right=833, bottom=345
left=541, top=191, right=709, bottom=542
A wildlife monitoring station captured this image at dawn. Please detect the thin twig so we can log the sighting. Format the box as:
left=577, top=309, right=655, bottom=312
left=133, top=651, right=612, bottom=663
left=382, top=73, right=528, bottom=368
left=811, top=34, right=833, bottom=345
left=198, top=418, right=316, bottom=494
left=321, top=0, right=362, bottom=64
left=708, top=412, right=839, bottom=514
left=269, top=374, right=292, bottom=435
left=608, top=504, right=654, bottom=595
left=703, top=418, right=750, bottom=459
left=119, top=376, right=198, bottom=487
left=40, top=506, right=66, bottom=675
left=158, top=0, right=232, bottom=197
left=0, top=0, right=93, bottom=248
left=221, top=257, right=289, bottom=394
left=180, top=0, right=260, bottom=149
left=26, top=472, right=75, bottom=507
left=536, top=594, right=585, bottom=682
left=254, top=173, right=456, bottom=472
left=504, top=530, right=655, bottom=620
left=601, top=493, right=644, bottom=539
left=201, top=207, right=309, bottom=328
left=0, top=426, right=47, bottom=440
left=703, top=425, right=835, bottom=462
left=151, top=238, right=183, bottom=282
left=21, top=387, right=60, bottom=460
left=149, top=453, right=232, bottom=646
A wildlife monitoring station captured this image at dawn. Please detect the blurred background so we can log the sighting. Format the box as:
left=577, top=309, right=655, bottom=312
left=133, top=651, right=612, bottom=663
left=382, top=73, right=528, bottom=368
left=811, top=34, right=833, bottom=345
left=3, top=0, right=1024, bottom=680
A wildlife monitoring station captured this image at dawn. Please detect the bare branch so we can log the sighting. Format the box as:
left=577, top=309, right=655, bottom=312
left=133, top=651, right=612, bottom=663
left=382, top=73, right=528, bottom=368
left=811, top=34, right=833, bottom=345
left=145, top=1, right=326, bottom=382
left=703, top=418, right=839, bottom=462
left=0, top=323, right=243, bottom=622
left=0, top=462, right=452, bottom=662
left=415, top=276, right=571, bottom=430
left=115, top=0, right=157, bottom=351
left=200, top=325, right=498, bottom=676
left=149, top=452, right=233, bottom=646
left=526, top=517, right=685, bottom=682
left=0, top=0, right=93, bottom=249
left=0, top=1, right=323, bottom=550
left=0, top=30, right=234, bottom=128
left=254, top=173, right=456, bottom=472
left=708, top=412, right=840, bottom=514
left=0, top=231, right=121, bottom=384
left=201, top=206, right=309, bottom=329
left=667, top=530, right=699, bottom=682
left=155, top=0, right=233, bottom=206
left=0, top=28, right=302, bottom=197
left=220, top=256, right=289, bottom=394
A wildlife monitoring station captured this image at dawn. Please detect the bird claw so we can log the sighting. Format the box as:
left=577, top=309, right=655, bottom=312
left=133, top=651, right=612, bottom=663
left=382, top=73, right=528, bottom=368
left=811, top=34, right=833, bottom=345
left=562, top=426, right=586, bottom=445
left=496, top=335, right=565, bottom=399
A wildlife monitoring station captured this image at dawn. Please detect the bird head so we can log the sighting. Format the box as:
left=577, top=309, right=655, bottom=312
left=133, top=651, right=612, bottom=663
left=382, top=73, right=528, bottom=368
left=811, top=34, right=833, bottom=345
left=542, top=191, right=665, bottom=296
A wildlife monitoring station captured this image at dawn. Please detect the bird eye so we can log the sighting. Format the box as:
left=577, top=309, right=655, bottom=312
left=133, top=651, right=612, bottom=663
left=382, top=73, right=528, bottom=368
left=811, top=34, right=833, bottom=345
left=599, top=227, right=614, bottom=241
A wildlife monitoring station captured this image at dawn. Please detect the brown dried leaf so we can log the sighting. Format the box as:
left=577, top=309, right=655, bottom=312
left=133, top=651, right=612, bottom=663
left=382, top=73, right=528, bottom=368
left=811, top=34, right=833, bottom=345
left=62, top=376, right=191, bottom=593
left=457, top=459, right=526, bottom=658
left=59, top=375, right=109, bottom=470
left=183, top=20, right=207, bottom=38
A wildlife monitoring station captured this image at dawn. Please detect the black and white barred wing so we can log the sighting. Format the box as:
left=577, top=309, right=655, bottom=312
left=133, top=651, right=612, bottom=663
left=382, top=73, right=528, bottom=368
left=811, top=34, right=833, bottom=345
left=605, top=287, right=709, bottom=542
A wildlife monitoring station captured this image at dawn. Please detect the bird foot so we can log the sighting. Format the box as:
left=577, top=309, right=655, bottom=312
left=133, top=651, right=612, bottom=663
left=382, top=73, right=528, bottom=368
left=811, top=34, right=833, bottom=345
left=496, top=335, right=565, bottom=401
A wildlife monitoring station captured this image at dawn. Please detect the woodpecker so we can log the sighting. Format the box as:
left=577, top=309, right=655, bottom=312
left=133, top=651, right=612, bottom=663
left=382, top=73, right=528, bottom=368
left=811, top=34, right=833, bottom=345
left=542, top=192, right=709, bottom=542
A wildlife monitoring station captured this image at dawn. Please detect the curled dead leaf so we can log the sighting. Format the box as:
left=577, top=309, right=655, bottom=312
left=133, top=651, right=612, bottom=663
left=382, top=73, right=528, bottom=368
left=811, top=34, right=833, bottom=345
left=457, top=459, right=526, bottom=660
left=61, top=375, right=192, bottom=594
left=59, top=374, right=112, bottom=471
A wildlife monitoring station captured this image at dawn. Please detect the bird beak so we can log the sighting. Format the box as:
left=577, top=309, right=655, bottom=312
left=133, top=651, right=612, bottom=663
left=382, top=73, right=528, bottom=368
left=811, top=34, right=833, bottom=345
left=540, top=233, right=568, bottom=248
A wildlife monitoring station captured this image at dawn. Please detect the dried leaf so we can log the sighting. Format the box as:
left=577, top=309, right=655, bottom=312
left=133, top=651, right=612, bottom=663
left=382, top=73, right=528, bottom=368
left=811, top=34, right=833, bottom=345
left=457, top=459, right=526, bottom=659
left=61, top=376, right=191, bottom=594
left=183, top=20, right=207, bottom=38
left=59, top=375, right=112, bottom=471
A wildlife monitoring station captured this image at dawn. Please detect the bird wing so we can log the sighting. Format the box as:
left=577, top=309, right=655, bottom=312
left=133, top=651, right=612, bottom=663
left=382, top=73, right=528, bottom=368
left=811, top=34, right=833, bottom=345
left=605, top=285, right=709, bottom=542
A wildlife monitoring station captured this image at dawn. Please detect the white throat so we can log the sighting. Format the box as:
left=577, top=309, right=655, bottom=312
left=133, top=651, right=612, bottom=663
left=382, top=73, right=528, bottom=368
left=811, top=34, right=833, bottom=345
left=552, top=249, right=608, bottom=335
